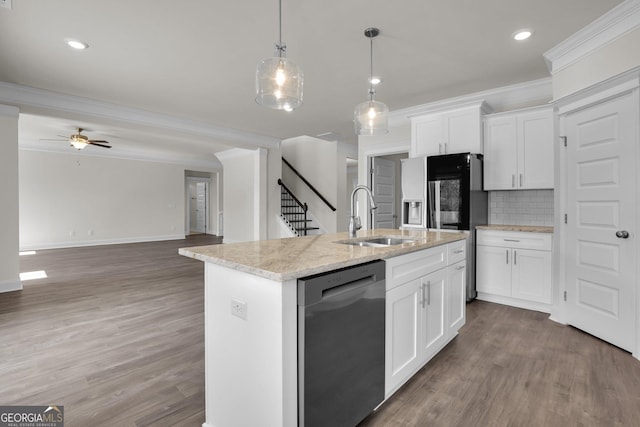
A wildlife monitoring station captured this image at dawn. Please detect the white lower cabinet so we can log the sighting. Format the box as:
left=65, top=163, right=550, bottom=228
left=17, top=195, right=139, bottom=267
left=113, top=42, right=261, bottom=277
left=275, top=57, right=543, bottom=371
left=385, top=242, right=466, bottom=398
left=476, top=229, right=553, bottom=312
left=447, top=260, right=466, bottom=335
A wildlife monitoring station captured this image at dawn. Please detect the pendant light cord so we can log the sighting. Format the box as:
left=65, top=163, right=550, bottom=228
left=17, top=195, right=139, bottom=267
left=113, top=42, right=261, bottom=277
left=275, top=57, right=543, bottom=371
left=276, top=0, right=285, bottom=57
left=369, top=35, right=375, bottom=100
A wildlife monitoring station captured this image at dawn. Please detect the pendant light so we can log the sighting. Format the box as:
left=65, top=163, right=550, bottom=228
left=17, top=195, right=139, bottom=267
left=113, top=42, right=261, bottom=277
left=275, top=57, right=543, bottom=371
left=255, top=0, right=303, bottom=112
left=354, top=27, right=389, bottom=135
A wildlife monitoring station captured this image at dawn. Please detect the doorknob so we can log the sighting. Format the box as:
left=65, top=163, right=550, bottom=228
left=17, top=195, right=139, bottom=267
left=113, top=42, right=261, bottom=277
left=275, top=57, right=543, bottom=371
left=616, top=230, right=630, bottom=239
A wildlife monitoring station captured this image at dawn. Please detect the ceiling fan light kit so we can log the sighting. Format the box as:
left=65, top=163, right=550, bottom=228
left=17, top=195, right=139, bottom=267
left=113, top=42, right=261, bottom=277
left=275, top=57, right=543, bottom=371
left=354, top=27, right=389, bottom=136
left=62, top=128, right=112, bottom=150
left=255, top=0, right=303, bottom=112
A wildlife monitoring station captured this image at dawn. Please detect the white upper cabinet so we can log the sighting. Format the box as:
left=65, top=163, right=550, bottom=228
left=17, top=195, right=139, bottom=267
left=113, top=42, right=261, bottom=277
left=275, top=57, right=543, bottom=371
left=484, top=106, right=554, bottom=190
left=411, top=102, right=488, bottom=157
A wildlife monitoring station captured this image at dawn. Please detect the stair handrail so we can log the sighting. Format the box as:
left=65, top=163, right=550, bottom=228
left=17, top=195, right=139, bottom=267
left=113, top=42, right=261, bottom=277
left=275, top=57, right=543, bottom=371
left=282, top=157, right=337, bottom=212
left=278, top=179, right=309, bottom=235
left=278, top=179, right=308, bottom=213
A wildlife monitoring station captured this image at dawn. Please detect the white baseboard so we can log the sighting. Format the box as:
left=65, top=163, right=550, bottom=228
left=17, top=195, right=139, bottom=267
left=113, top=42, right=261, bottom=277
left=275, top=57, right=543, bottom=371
left=19, top=234, right=185, bottom=251
left=0, top=278, right=22, bottom=293
left=476, top=292, right=551, bottom=314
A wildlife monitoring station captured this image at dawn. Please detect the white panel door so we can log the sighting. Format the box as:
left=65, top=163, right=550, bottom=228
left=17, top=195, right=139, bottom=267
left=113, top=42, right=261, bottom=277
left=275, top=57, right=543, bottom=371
left=447, top=260, right=466, bottom=335
left=445, top=108, right=481, bottom=154
left=371, top=157, right=396, bottom=229
left=484, top=115, right=518, bottom=190
left=195, top=181, right=208, bottom=233
left=511, top=248, right=552, bottom=304
left=412, top=115, right=442, bottom=157
left=564, top=91, right=638, bottom=352
left=518, top=109, right=554, bottom=189
left=421, top=268, right=447, bottom=360
left=476, top=245, right=512, bottom=297
left=385, top=279, right=421, bottom=396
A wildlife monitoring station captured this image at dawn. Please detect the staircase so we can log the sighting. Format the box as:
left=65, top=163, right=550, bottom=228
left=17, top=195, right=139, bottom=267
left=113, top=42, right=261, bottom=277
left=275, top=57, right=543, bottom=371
left=279, top=180, right=320, bottom=236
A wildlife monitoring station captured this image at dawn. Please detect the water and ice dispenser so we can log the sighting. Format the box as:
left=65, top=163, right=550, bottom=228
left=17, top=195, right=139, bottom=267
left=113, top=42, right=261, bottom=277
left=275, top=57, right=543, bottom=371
left=402, top=201, right=423, bottom=226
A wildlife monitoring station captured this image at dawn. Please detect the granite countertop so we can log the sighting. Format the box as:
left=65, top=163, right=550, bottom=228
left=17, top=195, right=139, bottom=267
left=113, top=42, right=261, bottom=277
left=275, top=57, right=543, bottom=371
left=476, top=225, right=554, bottom=233
left=179, top=228, right=468, bottom=281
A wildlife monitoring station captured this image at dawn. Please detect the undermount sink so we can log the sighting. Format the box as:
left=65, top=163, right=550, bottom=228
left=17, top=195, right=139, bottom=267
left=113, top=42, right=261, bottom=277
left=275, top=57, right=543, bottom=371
left=337, top=236, right=417, bottom=247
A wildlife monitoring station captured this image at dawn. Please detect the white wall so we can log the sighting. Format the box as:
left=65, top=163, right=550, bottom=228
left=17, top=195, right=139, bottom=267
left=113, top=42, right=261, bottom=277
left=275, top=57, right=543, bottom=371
left=19, top=149, right=188, bottom=249
left=217, top=148, right=271, bottom=243
left=553, top=27, right=640, bottom=99
left=282, top=136, right=340, bottom=232
left=0, top=105, right=20, bottom=293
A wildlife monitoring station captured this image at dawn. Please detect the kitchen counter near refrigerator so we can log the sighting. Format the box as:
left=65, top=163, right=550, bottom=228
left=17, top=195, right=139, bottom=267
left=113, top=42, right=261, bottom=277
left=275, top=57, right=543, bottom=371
left=475, top=226, right=554, bottom=313
left=477, top=224, right=554, bottom=233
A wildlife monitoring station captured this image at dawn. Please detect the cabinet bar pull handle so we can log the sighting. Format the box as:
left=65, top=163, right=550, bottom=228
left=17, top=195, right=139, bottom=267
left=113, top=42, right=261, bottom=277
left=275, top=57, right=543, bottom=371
left=456, top=265, right=465, bottom=271
left=427, top=281, right=431, bottom=306
left=421, top=283, right=425, bottom=308
left=519, top=174, right=523, bottom=186
left=506, top=250, right=509, bottom=264
left=454, top=249, right=464, bottom=254
left=514, top=250, right=517, bottom=265
left=503, top=239, right=520, bottom=242
left=439, top=143, right=443, bottom=154
left=512, top=174, right=515, bottom=188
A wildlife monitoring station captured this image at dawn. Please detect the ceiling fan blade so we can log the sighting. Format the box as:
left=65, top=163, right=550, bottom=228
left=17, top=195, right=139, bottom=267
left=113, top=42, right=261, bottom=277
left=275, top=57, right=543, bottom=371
left=89, top=142, right=112, bottom=148
left=88, top=139, right=110, bottom=144
left=40, top=138, right=67, bottom=142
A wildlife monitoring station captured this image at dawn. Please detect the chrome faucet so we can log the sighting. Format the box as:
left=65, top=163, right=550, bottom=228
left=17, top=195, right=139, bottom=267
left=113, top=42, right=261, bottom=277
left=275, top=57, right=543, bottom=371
left=349, top=185, right=377, bottom=237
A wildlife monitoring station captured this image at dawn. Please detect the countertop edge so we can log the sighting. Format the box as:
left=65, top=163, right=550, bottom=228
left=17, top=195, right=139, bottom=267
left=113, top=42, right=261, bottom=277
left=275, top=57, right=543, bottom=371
left=476, top=225, right=554, bottom=233
left=179, top=231, right=468, bottom=281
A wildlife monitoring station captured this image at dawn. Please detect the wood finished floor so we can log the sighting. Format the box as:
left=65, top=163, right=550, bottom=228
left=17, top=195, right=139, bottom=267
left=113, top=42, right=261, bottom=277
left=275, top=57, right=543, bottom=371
left=361, top=302, right=640, bottom=427
left=2, top=235, right=221, bottom=427
left=3, top=237, right=640, bottom=426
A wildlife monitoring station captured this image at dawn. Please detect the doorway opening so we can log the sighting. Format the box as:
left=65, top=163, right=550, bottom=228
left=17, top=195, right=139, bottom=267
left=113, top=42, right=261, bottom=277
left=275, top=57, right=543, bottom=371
left=369, top=152, right=408, bottom=230
left=187, top=178, right=208, bottom=235
left=185, top=171, right=220, bottom=237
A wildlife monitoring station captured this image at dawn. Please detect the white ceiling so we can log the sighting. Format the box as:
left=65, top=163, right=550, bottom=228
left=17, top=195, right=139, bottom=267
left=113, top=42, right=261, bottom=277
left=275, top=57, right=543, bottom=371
left=0, top=0, right=623, bottom=163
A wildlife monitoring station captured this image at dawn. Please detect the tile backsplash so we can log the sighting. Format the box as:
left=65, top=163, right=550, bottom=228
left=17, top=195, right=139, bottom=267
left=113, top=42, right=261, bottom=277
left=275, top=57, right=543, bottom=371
left=489, top=190, right=554, bottom=226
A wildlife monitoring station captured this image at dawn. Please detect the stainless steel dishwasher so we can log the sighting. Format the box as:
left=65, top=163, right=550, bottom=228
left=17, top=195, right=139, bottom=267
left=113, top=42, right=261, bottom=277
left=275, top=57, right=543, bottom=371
left=297, top=260, right=385, bottom=427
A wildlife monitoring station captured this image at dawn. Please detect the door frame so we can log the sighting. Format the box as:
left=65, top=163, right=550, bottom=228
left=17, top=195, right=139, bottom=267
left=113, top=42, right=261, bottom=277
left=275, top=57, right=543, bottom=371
left=359, top=140, right=410, bottom=230
left=553, top=68, right=640, bottom=360
left=185, top=176, right=212, bottom=236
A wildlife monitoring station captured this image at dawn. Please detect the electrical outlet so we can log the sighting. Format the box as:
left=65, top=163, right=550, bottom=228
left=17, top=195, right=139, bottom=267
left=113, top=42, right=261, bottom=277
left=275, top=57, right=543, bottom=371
left=230, top=298, right=247, bottom=320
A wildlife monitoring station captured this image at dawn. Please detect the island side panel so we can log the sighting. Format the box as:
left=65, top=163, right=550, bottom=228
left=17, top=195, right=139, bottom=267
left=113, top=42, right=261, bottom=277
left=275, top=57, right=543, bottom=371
left=204, top=263, right=297, bottom=427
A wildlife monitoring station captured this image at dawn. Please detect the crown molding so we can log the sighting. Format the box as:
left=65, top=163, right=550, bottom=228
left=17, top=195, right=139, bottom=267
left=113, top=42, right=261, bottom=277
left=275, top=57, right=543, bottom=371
left=0, top=81, right=280, bottom=149
left=543, top=0, right=640, bottom=74
left=0, top=104, right=19, bottom=117
left=19, top=139, right=223, bottom=170
left=388, top=77, right=552, bottom=126
left=215, top=147, right=261, bottom=161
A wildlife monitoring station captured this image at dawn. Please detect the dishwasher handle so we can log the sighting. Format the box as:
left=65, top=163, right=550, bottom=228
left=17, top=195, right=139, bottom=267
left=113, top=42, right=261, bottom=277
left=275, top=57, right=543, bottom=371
left=298, top=261, right=385, bottom=306
left=321, top=275, right=377, bottom=300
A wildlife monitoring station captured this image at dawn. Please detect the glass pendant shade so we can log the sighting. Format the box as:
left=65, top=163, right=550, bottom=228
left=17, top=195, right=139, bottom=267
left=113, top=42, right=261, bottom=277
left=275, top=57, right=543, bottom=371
left=354, top=99, right=389, bottom=135
left=355, top=27, right=388, bottom=135
left=255, top=55, right=303, bottom=111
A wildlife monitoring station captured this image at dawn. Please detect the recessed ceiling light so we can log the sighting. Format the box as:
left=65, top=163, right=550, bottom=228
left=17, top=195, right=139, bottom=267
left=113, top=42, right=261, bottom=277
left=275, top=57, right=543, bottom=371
left=513, top=30, right=533, bottom=41
left=370, top=76, right=382, bottom=85
left=65, top=39, right=89, bottom=50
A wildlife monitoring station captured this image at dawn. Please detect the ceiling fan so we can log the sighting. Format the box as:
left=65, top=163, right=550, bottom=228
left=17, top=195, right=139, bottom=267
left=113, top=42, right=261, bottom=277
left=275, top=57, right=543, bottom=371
left=45, top=128, right=112, bottom=150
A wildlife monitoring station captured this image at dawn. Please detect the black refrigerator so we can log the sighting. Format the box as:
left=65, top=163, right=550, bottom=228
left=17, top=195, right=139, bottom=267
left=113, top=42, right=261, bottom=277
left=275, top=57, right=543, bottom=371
left=427, top=153, right=487, bottom=300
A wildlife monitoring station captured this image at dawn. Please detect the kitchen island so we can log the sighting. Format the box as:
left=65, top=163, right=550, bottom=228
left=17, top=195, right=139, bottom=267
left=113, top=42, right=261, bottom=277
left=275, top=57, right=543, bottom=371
left=180, top=228, right=467, bottom=427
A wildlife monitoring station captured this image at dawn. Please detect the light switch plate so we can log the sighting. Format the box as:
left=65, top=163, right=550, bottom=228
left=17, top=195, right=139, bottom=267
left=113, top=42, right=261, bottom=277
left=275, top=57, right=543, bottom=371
left=0, top=0, right=12, bottom=10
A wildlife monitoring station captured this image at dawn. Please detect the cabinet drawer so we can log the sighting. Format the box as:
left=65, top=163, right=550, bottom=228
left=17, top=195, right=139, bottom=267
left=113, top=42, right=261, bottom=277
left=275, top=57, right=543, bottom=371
left=447, top=240, right=466, bottom=265
left=386, top=246, right=447, bottom=291
left=476, top=230, right=552, bottom=251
